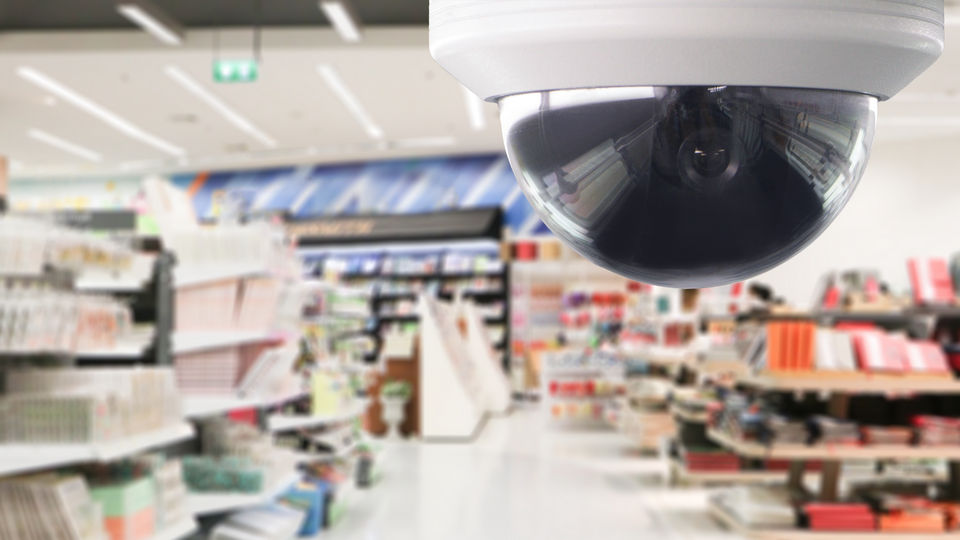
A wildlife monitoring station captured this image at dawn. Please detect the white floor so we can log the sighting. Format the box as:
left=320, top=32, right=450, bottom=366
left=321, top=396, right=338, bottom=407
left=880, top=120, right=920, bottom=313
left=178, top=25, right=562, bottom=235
left=328, top=406, right=740, bottom=540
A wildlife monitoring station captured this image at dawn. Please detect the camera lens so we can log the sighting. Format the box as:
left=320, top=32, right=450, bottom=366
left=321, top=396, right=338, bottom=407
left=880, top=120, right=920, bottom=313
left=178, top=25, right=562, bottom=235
left=499, top=86, right=876, bottom=287
left=678, top=127, right=742, bottom=191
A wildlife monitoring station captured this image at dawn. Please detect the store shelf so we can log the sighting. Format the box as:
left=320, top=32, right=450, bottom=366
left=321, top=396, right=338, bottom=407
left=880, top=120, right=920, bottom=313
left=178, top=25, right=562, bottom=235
left=267, top=401, right=368, bottom=433
left=0, top=422, right=195, bottom=476
left=183, top=391, right=307, bottom=419
left=174, top=264, right=269, bottom=288
left=151, top=517, right=198, bottom=540
left=736, top=372, right=960, bottom=394
left=707, top=428, right=960, bottom=460
left=708, top=496, right=960, bottom=539
left=75, top=276, right=149, bottom=292
left=297, top=440, right=359, bottom=463
left=75, top=332, right=155, bottom=360
left=670, top=458, right=811, bottom=485
left=173, top=330, right=279, bottom=355
left=670, top=404, right=708, bottom=423
left=187, top=471, right=301, bottom=517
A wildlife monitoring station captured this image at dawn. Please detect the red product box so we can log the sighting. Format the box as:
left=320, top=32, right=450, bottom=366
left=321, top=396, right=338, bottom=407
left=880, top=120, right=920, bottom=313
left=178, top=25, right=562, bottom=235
left=903, top=340, right=951, bottom=374
left=853, top=331, right=907, bottom=373
left=908, top=257, right=956, bottom=305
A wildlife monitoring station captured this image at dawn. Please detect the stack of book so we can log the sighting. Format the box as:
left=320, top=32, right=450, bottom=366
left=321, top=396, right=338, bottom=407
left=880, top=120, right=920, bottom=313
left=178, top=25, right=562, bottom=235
left=804, top=503, right=875, bottom=531
left=913, top=416, right=960, bottom=445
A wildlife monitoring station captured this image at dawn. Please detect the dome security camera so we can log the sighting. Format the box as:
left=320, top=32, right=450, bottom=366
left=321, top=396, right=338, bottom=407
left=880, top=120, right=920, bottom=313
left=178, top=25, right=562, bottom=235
left=430, top=0, right=945, bottom=287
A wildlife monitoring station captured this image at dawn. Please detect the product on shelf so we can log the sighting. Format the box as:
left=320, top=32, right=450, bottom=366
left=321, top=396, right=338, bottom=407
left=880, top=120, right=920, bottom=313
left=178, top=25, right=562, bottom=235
left=715, top=486, right=796, bottom=528
left=89, top=476, right=156, bottom=540
left=0, top=216, right=135, bottom=277
left=165, top=223, right=281, bottom=272
left=185, top=417, right=291, bottom=495
left=804, top=503, right=875, bottom=532
left=0, top=367, right=182, bottom=444
left=908, top=257, right=956, bottom=305
left=210, top=504, right=305, bottom=540
left=174, top=344, right=266, bottom=395
left=0, top=474, right=108, bottom=540
left=0, top=289, right=133, bottom=354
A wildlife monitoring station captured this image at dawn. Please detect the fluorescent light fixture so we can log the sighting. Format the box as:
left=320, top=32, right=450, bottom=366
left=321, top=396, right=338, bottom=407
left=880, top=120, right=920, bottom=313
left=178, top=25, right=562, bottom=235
left=116, top=0, right=184, bottom=45
left=317, top=65, right=384, bottom=139
left=165, top=66, right=278, bottom=148
left=17, top=66, right=185, bottom=157
left=462, top=85, right=487, bottom=130
left=319, top=1, right=362, bottom=42
left=28, top=129, right=103, bottom=162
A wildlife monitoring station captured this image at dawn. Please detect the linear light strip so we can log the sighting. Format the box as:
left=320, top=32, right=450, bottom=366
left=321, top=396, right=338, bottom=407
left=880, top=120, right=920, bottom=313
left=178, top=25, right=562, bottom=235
left=17, top=67, right=185, bottom=157
left=462, top=85, right=487, bottom=130
left=317, top=65, right=384, bottom=139
left=165, top=66, right=278, bottom=148
left=116, top=0, right=183, bottom=46
left=319, top=1, right=362, bottom=43
left=28, top=129, right=103, bottom=162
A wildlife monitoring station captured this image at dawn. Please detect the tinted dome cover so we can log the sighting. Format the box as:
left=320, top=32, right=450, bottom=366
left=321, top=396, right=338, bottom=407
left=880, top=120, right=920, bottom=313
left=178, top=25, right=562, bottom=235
left=500, top=86, right=876, bottom=287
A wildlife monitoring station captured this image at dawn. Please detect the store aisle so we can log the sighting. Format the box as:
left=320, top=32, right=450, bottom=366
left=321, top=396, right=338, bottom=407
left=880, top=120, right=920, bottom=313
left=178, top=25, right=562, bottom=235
left=330, top=407, right=737, bottom=540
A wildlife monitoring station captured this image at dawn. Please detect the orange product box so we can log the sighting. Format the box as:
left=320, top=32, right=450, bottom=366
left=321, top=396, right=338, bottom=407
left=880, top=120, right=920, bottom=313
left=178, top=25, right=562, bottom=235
left=103, top=507, right=155, bottom=540
left=767, top=323, right=782, bottom=371
left=879, top=511, right=945, bottom=533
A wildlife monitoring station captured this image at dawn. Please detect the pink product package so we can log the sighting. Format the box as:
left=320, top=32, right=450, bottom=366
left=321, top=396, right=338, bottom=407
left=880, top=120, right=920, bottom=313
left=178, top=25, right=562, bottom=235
left=235, top=278, right=280, bottom=330
left=908, top=257, right=955, bottom=305
left=175, top=280, right=240, bottom=332
left=174, top=348, right=244, bottom=394
left=852, top=331, right=907, bottom=373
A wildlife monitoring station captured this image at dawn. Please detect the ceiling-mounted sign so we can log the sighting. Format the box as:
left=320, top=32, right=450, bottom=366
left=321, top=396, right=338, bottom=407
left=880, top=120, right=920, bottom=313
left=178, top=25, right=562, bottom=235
left=213, top=59, right=259, bottom=83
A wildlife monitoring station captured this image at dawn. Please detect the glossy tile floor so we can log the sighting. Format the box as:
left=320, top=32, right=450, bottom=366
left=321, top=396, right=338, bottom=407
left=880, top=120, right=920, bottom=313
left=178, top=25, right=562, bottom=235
left=328, top=405, right=738, bottom=540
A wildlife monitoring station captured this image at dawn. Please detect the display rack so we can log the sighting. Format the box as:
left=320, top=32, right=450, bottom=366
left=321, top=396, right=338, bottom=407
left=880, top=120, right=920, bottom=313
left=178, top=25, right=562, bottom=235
left=700, top=305, right=960, bottom=537
left=292, top=208, right=510, bottom=369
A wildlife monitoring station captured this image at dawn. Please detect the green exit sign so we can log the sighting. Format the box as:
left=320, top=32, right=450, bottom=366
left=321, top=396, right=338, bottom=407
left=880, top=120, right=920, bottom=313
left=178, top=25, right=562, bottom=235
left=213, top=59, right=259, bottom=83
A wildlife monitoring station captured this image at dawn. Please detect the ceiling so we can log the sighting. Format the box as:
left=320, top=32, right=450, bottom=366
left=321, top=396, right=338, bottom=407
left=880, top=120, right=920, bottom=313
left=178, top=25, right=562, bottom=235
left=1, top=4, right=960, bottom=179
left=0, top=0, right=428, bottom=29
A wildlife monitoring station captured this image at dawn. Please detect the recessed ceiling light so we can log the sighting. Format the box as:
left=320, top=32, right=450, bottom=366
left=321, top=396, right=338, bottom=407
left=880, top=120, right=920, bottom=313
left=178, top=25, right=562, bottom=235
left=116, top=0, right=184, bottom=46
left=165, top=66, right=278, bottom=148
left=462, top=85, right=487, bottom=130
left=17, top=66, right=186, bottom=157
left=319, top=1, right=363, bottom=43
left=317, top=65, right=384, bottom=139
left=28, top=128, right=103, bottom=162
